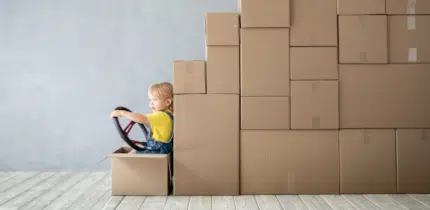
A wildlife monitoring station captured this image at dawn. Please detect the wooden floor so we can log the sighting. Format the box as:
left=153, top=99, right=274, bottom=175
left=0, top=172, right=429, bottom=210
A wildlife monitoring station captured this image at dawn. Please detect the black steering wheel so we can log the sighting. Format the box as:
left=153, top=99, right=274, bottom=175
left=112, top=106, right=148, bottom=151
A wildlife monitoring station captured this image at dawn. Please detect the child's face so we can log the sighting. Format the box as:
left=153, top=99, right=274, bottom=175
left=148, top=93, right=172, bottom=112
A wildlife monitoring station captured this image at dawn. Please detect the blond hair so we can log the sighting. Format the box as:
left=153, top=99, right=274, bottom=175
left=148, top=82, right=174, bottom=110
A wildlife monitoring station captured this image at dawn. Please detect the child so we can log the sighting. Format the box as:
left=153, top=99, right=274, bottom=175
left=110, top=82, right=174, bottom=154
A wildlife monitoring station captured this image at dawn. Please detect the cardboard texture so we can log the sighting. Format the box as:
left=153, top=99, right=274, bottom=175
left=338, top=15, right=388, bottom=64
left=340, top=64, right=430, bottom=128
left=205, top=13, right=240, bottom=46
left=239, top=0, right=290, bottom=28
left=290, top=0, right=337, bottom=46
left=388, top=15, right=430, bottom=63
left=206, top=46, right=240, bottom=94
left=107, top=147, right=170, bottom=196
left=339, top=129, right=396, bottom=194
left=241, top=97, right=290, bottom=129
left=291, top=81, right=339, bottom=129
left=386, top=0, right=430, bottom=14
left=290, top=47, right=338, bottom=80
left=173, top=60, right=206, bottom=94
left=337, top=0, right=386, bottom=14
left=173, top=94, right=239, bottom=195
left=396, top=129, right=430, bottom=193
left=241, top=28, right=290, bottom=96
left=241, top=130, right=339, bottom=195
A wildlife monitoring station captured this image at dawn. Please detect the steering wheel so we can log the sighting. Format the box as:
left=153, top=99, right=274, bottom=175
left=112, top=106, right=148, bottom=151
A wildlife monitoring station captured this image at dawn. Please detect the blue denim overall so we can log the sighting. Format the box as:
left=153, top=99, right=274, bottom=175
left=136, top=110, right=174, bottom=154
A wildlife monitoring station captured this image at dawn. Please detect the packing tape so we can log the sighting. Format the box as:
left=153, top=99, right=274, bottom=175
left=312, top=81, right=320, bottom=92
left=287, top=172, right=295, bottom=193
left=312, top=117, right=321, bottom=129
left=407, top=15, right=416, bottom=30
left=362, top=130, right=370, bottom=145
left=408, top=48, right=418, bottom=62
left=407, top=0, right=416, bottom=14
left=360, top=52, right=367, bottom=62
left=422, top=130, right=429, bottom=141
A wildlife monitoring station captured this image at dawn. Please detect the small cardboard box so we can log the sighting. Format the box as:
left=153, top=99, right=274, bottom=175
left=205, top=12, right=240, bottom=46
left=337, top=0, right=386, bottom=15
left=107, top=147, right=171, bottom=196
left=173, top=60, right=206, bottom=94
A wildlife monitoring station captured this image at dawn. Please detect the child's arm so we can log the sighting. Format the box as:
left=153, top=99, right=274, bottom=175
left=110, top=110, right=150, bottom=125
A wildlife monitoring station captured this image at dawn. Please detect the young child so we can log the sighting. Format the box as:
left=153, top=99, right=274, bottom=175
left=110, top=82, right=174, bottom=154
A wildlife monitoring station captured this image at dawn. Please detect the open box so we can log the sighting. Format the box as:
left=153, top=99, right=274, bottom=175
left=106, top=146, right=172, bottom=196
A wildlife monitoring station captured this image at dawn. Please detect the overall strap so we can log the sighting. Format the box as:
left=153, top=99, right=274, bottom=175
left=163, top=111, right=174, bottom=143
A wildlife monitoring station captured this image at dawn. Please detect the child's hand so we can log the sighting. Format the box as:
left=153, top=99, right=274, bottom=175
left=110, top=110, right=124, bottom=118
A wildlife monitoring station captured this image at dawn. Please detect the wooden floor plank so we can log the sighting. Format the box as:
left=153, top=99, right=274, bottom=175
left=255, top=195, right=284, bottom=210
left=67, top=174, right=112, bottom=210
left=0, top=172, right=17, bottom=184
left=116, top=196, right=146, bottom=210
left=298, top=195, right=333, bottom=210
left=19, top=172, right=89, bottom=210
left=187, top=196, right=211, bottom=210
left=139, top=196, right=167, bottom=210
left=163, top=196, right=190, bottom=210
left=234, top=195, right=259, bottom=210
left=212, top=196, right=235, bottom=210
left=342, top=195, right=380, bottom=210
left=364, top=195, right=408, bottom=210
left=0, top=172, right=72, bottom=209
left=0, top=172, right=39, bottom=192
left=389, top=194, right=430, bottom=210
left=0, top=172, right=54, bottom=206
left=277, top=195, right=309, bottom=210
left=90, top=190, right=113, bottom=210
left=321, top=195, right=357, bottom=210
left=101, top=195, right=125, bottom=210
left=409, top=194, right=430, bottom=208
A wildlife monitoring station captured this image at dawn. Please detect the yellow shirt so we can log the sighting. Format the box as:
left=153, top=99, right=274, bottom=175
left=145, top=110, right=173, bottom=143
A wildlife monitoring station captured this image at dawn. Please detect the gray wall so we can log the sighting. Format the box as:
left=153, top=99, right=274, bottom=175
left=0, top=0, right=237, bottom=171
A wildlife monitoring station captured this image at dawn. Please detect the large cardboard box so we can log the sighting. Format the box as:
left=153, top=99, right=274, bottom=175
left=173, top=94, right=239, bottom=195
left=396, top=129, right=430, bottom=193
left=241, top=130, right=339, bottom=194
left=339, top=129, right=396, bottom=194
left=206, top=46, right=239, bottom=94
left=173, top=60, right=206, bottom=94
left=239, top=0, right=290, bottom=28
left=107, top=147, right=171, bottom=196
left=337, top=0, right=386, bottom=15
left=386, top=0, right=430, bottom=14
left=388, top=15, right=430, bottom=63
left=205, top=13, right=240, bottom=46
left=338, top=15, right=388, bottom=64
left=291, top=81, right=339, bottom=129
left=241, top=97, right=290, bottom=129
left=241, top=28, right=289, bottom=96
left=290, top=0, right=337, bottom=46
left=290, top=47, right=338, bottom=80
left=339, top=64, right=430, bottom=128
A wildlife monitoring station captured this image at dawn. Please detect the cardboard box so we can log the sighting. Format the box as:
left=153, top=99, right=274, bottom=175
left=241, top=130, right=339, bottom=194
left=338, top=15, right=388, bottom=64
left=290, top=0, right=337, bottom=46
left=241, top=28, right=289, bottom=96
left=388, top=15, right=430, bottom=63
left=290, top=47, right=338, bottom=80
left=387, top=0, right=430, bottom=14
left=339, top=64, right=430, bottom=128
left=107, top=147, right=171, bottom=196
left=239, top=0, right=290, bottom=28
left=241, top=97, right=290, bottom=129
left=337, top=0, right=386, bottom=14
left=396, top=129, right=430, bottom=193
left=205, top=13, right=240, bottom=46
left=291, top=81, right=339, bottom=129
left=173, top=94, right=239, bottom=195
left=206, top=46, right=239, bottom=94
left=339, top=129, right=396, bottom=194
left=173, top=60, right=206, bottom=94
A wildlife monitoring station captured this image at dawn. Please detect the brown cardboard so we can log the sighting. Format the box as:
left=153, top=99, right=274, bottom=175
left=290, top=47, right=338, bottom=80
left=205, top=13, right=240, bottom=46
left=339, top=129, right=396, bottom=194
left=239, top=0, right=290, bottom=28
left=388, top=15, right=430, bottom=63
left=173, top=60, right=206, bottom=94
left=291, top=81, right=339, bottom=129
left=339, top=64, right=430, bottom=128
left=290, top=0, right=337, bottom=46
left=337, top=0, right=386, bottom=14
left=107, top=147, right=170, bottom=196
left=396, top=129, right=430, bottom=193
left=241, top=28, right=289, bottom=96
left=241, top=97, right=290, bottom=129
left=387, top=0, right=430, bottom=14
left=206, top=46, right=239, bottom=94
left=241, top=130, right=339, bottom=194
left=338, top=15, right=388, bottom=64
left=173, top=94, right=239, bottom=195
